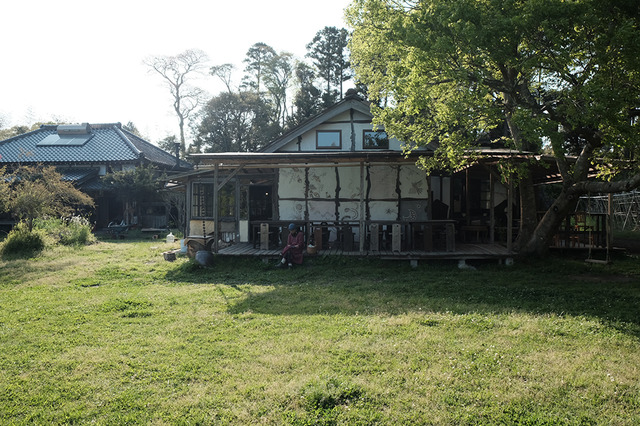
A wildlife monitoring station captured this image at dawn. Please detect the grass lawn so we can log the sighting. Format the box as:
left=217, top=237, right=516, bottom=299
left=1, top=239, right=639, bottom=425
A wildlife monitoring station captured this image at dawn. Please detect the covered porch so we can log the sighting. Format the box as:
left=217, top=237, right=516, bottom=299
left=173, top=151, right=520, bottom=259
left=174, top=151, right=611, bottom=263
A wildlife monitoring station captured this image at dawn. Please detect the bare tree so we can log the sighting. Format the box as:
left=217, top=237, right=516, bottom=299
left=144, top=49, right=209, bottom=157
left=210, top=63, right=236, bottom=94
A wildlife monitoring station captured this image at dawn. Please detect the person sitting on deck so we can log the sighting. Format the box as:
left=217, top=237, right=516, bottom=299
left=276, top=223, right=304, bottom=269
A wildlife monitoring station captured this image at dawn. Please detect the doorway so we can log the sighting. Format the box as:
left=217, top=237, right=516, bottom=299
left=249, top=185, right=272, bottom=221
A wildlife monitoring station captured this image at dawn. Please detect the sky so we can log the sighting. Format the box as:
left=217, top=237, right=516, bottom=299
left=0, top=0, right=353, bottom=143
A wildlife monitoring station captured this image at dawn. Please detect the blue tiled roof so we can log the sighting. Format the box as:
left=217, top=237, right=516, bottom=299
left=122, top=129, right=192, bottom=169
left=0, top=123, right=191, bottom=171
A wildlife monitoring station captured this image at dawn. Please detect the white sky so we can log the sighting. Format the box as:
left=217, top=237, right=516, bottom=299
left=0, top=0, right=353, bottom=143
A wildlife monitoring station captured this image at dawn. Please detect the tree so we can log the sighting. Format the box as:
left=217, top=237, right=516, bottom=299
left=210, top=63, right=236, bottom=94
left=241, top=43, right=277, bottom=94
left=0, top=166, right=94, bottom=232
left=348, top=0, right=640, bottom=255
left=102, top=165, right=164, bottom=225
left=289, top=61, right=323, bottom=127
left=0, top=123, right=40, bottom=140
left=122, top=121, right=142, bottom=137
left=193, top=91, right=278, bottom=153
left=144, top=49, right=209, bottom=158
left=157, top=135, right=181, bottom=155
left=306, top=26, right=351, bottom=106
left=264, top=52, right=294, bottom=128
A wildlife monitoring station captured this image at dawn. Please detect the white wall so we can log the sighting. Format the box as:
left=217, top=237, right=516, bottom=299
left=277, top=164, right=429, bottom=222
left=278, top=110, right=403, bottom=152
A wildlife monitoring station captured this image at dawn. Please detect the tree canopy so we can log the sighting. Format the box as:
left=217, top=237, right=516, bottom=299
left=306, top=26, right=352, bottom=107
left=193, top=91, right=279, bottom=153
left=348, top=0, right=640, bottom=254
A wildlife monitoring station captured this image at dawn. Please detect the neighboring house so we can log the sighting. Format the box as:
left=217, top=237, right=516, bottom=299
left=0, top=122, right=191, bottom=229
left=171, top=92, right=526, bottom=260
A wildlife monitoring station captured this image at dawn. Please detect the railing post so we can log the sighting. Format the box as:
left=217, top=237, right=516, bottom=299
left=370, top=223, right=379, bottom=251
left=392, top=223, right=402, bottom=252
left=260, top=223, right=269, bottom=250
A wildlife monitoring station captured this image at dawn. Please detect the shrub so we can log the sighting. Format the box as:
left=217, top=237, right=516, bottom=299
left=58, top=216, right=96, bottom=246
left=34, top=217, right=96, bottom=246
left=0, top=222, right=46, bottom=257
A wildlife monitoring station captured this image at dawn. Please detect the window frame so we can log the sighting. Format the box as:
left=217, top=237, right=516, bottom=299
left=362, top=130, right=390, bottom=150
left=191, top=182, right=214, bottom=219
left=316, top=130, right=342, bottom=149
left=191, top=181, right=237, bottom=219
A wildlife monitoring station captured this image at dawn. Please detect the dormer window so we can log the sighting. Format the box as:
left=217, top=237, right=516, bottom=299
left=316, top=130, right=342, bottom=149
left=363, top=130, right=389, bottom=149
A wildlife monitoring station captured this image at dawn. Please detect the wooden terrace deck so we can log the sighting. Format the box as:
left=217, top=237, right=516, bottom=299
left=216, top=242, right=513, bottom=263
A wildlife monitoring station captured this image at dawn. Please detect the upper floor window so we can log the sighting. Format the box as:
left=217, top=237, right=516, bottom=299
left=316, top=130, right=342, bottom=149
left=363, top=130, right=389, bottom=149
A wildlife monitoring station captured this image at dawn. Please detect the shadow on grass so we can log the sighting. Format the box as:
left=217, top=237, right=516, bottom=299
left=0, top=247, right=44, bottom=261
left=164, top=254, right=640, bottom=337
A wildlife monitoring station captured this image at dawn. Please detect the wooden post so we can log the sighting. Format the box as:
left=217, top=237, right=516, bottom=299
left=489, top=172, right=495, bottom=243
left=446, top=223, right=455, bottom=252
left=507, top=179, right=513, bottom=253
left=465, top=168, right=471, bottom=225
left=260, top=223, right=269, bottom=250
left=359, top=161, right=365, bottom=254
left=235, top=178, right=240, bottom=243
left=392, top=223, right=402, bottom=252
left=370, top=223, right=380, bottom=251
left=607, top=193, right=613, bottom=256
left=213, top=163, right=219, bottom=253
left=314, top=226, right=323, bottom=251
left=424, top=224, right=433, bottom=251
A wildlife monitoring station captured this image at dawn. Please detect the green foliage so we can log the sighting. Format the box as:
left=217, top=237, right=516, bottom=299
left=0, top=123, right=41, bottom=140
left=101, top=165, right=163, bottom=203
left=194, top=91, right=280, bottom=152
left=289, top=62, right=323, bottom=126
left=0, top=166, right=94, bottom=232
left=306, top=26, right=352, bottom=106
left=34, top=217, right=96, bottom=246
left=347, top=0, right=640, bottom=177
left=0, top=217, right=96, bottom=257
left=348, top=0, right=640, bottom=253
left=0, top=222, right=46, bottom=257
left=241, top=42, right=277, bottom=93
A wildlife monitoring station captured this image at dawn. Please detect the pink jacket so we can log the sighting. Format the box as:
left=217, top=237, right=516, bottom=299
left=282, top=231, right=304, bottom=264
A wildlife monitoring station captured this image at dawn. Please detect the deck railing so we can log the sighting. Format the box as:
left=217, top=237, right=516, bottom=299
left=250, top=220, right=458, bottom=253
left=549, top=212, right=609, bottom=248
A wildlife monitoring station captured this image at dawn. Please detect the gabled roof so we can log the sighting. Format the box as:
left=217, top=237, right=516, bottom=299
left=261, top=93, right=374, bottom=153
left=0, top=123, right=191, bottom=170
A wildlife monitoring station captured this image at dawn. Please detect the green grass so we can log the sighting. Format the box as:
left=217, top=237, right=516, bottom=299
left=1, top=239, right=639, bottom=425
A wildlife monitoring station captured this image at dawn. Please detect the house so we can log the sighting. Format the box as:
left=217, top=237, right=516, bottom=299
left=171, top=93, right=526, bottom=262
left=0, top=122, right=192, bottom=229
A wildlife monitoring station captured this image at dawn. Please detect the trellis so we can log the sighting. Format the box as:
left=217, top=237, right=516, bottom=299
left=577, top=191, right=640, bottom=231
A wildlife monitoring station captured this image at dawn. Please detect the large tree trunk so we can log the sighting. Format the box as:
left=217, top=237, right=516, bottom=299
left=513, top=170, right=538, bottom=252
left=519, top=188, right=580, bottom=256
